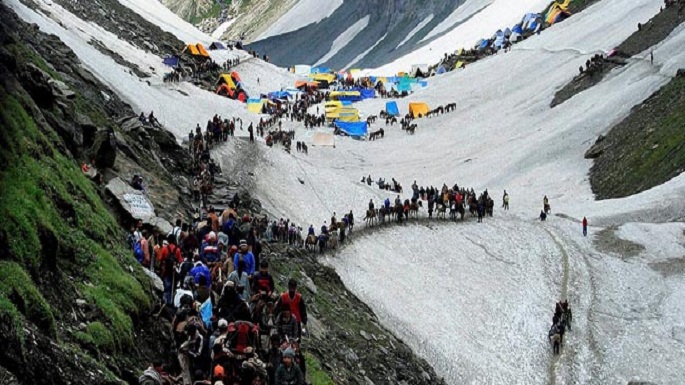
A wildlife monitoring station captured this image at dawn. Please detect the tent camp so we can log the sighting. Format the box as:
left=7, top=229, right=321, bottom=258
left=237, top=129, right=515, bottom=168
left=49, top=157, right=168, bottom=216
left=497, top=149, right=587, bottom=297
left=409, top=102, right=430, bottom=118
left=216, top=72, right=247, bottom=102
left=312, top=132, right=335, bottom=147
left=335, top=121, right=367, bottom=137
left=386, top=101, right=400, bottom=116
left=209, top=42, right=226, bottom=50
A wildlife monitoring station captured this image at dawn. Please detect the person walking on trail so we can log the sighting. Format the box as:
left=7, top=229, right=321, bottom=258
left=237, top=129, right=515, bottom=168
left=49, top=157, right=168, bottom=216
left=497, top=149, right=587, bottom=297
left=160, top=235, right=183, bottom=305
left=275, top=348, right=305, bottom=385
left=276, top=279, right=308, bottom=337
left=650, top=51, right=654, bottom=65
left=582, top=216, right=588, bottom=236
left=138, top=360, right=165, bottom=385
left=502, top=190, right=509, bottom=210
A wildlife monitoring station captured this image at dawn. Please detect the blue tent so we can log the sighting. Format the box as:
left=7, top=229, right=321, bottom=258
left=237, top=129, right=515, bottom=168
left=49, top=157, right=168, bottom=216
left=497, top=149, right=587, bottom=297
left=311, top=67, right=331, bottom=74
left=268, top=91, right=290, bottom=100
left=478, top=39, right=490, bottom=49
left=436, top=65, right=446, bottom=74
left=386, top=101, right=399, bottom=116
left=512, top=24, right=524, bottom=34
left=335, top=121, right=368, bottom=137
left=209, top=42, right=226, bottom=50
left=341, top=100, right=353, bottom=106
left=360, top=89, right=375, bottom=99
left=163, top=56, right=179, bottom=67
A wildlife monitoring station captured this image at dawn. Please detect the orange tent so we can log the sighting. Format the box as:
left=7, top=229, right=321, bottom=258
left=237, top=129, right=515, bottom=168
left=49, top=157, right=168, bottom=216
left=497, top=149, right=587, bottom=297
left=196, top=43, right=210, bottom=57
left=185, top=44, right=200, bottom=56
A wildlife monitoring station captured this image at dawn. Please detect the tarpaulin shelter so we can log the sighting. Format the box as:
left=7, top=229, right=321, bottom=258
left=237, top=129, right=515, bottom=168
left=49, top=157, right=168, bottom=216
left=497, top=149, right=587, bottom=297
left=330, top=91, right=361, bottom=102
left=247, top=99, right=265, bottom=113
left=335, top=121, right=367, bottom=137
left=436, top=65, right=447, bottom=74
left=327, top=107, right=359, bottom=122
left=409, top=102, right=430, bottom=118
left=359, top=89, right=375, bottom=99
left=312, top=132, right=335, bottom=147
left=267, top=91, right=290, bottom=100
left=311, top=73, right=335, bottom=83
left=546, top=2, right=571, bottom=25
left=163, top=56, right=179, bottom=67
left=454, top=61, right=465, bottom=69
left=209, top=42, right=226, bottom=50
left=385, top=101, right=399, bottom=116
left=184, top=44, right=201, bottom=56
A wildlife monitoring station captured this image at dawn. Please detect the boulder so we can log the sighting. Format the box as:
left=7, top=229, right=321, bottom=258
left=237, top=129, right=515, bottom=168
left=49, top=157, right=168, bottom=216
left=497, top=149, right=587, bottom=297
left=105, top=177, right=156, bottom=221
left=142, top=267, right=163, bottom=292
left=147, top=216, right=172, bottom=235
left=90, top=128, right=117, bottom=169
left=584, top=144, right=604, bottom=159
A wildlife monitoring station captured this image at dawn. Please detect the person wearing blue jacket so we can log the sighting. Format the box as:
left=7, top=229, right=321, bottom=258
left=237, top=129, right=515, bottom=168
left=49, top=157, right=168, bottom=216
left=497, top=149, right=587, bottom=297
left=233, top=239, right=255, bottom=276
left=384, top=197, right=390, bottom=209
left=189, top=259, right=211, bottom=287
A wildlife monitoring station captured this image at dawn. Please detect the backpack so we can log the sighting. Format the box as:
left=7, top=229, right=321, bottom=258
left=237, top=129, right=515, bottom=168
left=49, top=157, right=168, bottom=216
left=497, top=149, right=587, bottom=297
left=133, top=242, right=144, bottom=263
left=163, top=245, right=178, bottom=278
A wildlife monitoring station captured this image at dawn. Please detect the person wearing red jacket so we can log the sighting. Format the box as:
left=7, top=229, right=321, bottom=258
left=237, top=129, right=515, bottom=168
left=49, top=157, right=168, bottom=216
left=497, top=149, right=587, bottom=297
left=276, top=279, right=308, bottom=338
left=160, top=235, right=183, bottom=304
left=582, top=217, right=588, bottom=237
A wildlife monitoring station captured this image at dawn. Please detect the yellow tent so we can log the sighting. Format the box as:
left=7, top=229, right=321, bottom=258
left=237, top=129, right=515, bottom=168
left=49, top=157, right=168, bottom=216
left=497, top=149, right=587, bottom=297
left=247, top=99, right=265, bottom=113
left=217, top=74, right=236, bottom=89
left=454, top=61, right=465, bottom=70
left=310, top=73, right=335, bottom=83
left=196, top=43, right=210, bottom=57
left=326, top=107, right=359, bottom=122
left=409, top=102, right=430, bottom=118
left=325, top=101, right=343, bottom=109
left=329, top=91, right=361, bottom=100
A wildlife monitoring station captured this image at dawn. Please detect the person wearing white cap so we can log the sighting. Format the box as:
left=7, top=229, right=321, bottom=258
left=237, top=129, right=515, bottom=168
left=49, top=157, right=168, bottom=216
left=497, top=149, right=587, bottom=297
left=275, top=347, right=304, bottom=385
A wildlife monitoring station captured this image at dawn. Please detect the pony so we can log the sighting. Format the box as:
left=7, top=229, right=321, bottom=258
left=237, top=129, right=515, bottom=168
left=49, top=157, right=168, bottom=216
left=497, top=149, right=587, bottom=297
left=364, top=209, right=377, bottom=227
left=304, top=234, right=317, bottom=252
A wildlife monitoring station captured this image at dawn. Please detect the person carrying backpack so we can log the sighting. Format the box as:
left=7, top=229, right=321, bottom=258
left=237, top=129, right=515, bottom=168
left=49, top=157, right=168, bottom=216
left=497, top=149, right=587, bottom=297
left=160, top=235, right=183, bottom=305
left=233, top=240, right=255, bottom=277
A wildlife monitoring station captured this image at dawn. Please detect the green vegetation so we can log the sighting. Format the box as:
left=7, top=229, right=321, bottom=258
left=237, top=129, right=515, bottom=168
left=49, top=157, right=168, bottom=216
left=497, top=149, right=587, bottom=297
left=0, top=262, right=56, bottom=338
left=590, top=76, right=685, bottom=199
left=189, top=2, right=224, bottom=25
left=0, top=76, right=149, bottom=354
left=304, top=352, right=335, bottom=385
left=86, top=321, right=115, bottom=351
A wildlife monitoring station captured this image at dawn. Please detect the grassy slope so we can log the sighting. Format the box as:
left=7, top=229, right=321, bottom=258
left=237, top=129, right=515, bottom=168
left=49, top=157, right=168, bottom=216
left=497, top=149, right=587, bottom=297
left=590, top=75, right=685, bottom=199
left=0, top=45, right=150, bottom=361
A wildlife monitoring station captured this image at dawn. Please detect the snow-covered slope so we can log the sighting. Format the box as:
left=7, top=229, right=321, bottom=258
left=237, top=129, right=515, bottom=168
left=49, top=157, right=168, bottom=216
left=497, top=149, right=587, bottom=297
left=6, top=0, right=298, bottom=139
left=247, top=0, right=555, bottom=71
left=9, top=0, right=685, bottom=383
left=240, top=0, right=685, bottom=383
left=257, top=0, right=343, bottom=40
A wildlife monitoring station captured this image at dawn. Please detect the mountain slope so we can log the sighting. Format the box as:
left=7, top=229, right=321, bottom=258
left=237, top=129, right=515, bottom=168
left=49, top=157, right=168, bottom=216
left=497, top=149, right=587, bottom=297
left=246, top=0, right=553, bottom=71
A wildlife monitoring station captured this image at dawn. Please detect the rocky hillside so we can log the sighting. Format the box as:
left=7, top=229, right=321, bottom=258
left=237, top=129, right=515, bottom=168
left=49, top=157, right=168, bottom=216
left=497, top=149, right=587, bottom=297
left=247, top=0, right=467, bottom=69
left=0, top=4, right=195, bottom=383
left=588, top=71, right=685, bottom=201
left=162, top=0, right=299, bottom=40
